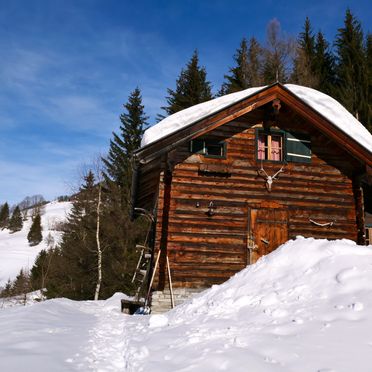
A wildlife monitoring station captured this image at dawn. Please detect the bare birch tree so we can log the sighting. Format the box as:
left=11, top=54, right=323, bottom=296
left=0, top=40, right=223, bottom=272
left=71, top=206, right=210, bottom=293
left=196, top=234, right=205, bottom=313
left=92, top=157, right=104, bottom=301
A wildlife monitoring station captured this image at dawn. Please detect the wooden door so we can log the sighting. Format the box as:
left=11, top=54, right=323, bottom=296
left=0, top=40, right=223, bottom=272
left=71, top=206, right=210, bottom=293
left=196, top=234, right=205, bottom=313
left=248, top=202, right=288, bottom=264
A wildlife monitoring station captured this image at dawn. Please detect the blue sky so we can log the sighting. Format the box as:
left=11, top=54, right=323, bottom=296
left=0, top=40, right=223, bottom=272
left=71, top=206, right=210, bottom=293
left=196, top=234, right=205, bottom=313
left=0, top=0, right=370, bottom=205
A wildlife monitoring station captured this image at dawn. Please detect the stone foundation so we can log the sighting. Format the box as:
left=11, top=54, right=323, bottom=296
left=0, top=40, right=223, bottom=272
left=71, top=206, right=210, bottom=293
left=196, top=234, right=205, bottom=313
left=150, top=287, right=206, bottom=314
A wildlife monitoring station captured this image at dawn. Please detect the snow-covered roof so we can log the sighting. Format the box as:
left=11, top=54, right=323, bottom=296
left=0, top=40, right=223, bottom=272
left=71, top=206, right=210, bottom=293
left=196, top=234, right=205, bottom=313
left=285, top=84, right=372, bottom=154
left=141, top=84, right=372, bottom=155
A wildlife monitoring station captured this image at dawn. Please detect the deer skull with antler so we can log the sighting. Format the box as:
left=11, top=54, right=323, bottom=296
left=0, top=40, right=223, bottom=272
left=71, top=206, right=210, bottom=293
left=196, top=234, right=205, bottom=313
left=257, top=166, right=284, bottom=192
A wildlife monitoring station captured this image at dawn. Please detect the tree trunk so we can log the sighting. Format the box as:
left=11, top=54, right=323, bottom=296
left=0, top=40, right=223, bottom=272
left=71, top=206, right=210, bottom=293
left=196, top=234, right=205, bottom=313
left=94, top=185, right=102, bottom=301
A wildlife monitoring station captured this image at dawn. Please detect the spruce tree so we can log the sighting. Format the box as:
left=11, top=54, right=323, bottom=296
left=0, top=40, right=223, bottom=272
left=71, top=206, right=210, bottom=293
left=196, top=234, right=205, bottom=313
left=0, top=280, right=13, bottom=298
left=27, top=213, right=42, bottom=246
left=8, top=206, right=23, bottom=233
left=45, top=172, right=98, bottom=299
left=0, top=202, right=10, bottom=230
left=161, top=50, right=213, bottom=116
left=99, top=87, right=150, bottom=300
left=30, top=248, right=55, bottom=293
left=220, top=37, right=263, bottom=94
left=291, top=17, right=318, bottom=87
left=220, top=38, right=250, bottom=94
left=11, top=268, right=31, bottom=298
left=335, top=9, right=368, bottom=126
left=103, top=88, right=148, bottom=192
left=313, top=31, right=336, bottom=95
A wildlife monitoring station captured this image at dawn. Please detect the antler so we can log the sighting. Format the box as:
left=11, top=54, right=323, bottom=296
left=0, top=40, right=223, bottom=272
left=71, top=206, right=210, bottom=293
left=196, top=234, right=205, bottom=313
left=257, top=165, right=285, bottom=192
left=257, top=167, right=269, bottom=178
left=271, top=166, right=284, bottom=180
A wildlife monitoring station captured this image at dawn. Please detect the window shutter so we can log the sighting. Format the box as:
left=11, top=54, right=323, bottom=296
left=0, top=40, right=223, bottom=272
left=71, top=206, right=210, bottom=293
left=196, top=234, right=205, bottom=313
left=190, top=139, right=205, bottom=154
left=285, top=132, right=311, bottom=163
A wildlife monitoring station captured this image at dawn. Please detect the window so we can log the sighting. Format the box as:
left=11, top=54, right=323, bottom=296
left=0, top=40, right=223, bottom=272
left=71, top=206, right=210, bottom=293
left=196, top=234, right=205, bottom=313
left=257, top=132, right=283, bottom=161
left=256, top=129, right=312, bottom=164
left=190, top=138, right=226, bottom=158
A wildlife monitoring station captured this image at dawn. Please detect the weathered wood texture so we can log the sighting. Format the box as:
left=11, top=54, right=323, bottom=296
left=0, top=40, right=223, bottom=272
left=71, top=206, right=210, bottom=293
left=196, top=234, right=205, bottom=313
left=145, top=104, right=364, bottom=289
left=136, top=158, right=161, bottom=212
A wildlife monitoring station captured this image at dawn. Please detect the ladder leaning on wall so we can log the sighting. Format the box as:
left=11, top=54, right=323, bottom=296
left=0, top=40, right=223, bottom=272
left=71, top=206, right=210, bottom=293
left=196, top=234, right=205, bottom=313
left=131, top=242, right=152, bottom=299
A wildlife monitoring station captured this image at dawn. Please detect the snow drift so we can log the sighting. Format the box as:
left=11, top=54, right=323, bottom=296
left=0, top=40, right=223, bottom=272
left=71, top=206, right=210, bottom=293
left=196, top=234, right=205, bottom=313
left=1, top=238, right=372, bottom=372
left=125, top=237, right=372, bottom=372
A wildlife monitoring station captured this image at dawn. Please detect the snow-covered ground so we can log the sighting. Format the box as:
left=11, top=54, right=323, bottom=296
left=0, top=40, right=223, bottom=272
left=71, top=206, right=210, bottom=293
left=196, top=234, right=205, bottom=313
left=1, top=237, right=372, bottom=371
left=0, top=201, right=72, bottom=287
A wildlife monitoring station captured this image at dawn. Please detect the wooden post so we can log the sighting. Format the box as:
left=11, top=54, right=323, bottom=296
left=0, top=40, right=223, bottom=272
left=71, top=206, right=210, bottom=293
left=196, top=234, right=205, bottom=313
left=353, top=174, right=366, bottom=245
left=145, top=251, right=161, bottom=307
left=166, top=255, right=175, bottom=309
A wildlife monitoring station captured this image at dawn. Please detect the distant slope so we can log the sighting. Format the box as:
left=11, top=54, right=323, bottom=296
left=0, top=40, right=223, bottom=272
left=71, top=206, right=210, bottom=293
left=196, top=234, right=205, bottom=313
left=0, top=201, right=72, bottom=287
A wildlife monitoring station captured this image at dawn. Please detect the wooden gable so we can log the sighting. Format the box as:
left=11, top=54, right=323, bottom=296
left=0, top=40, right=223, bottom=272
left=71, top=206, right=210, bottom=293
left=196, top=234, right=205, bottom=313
left=135, top=84, right=372, bottom=167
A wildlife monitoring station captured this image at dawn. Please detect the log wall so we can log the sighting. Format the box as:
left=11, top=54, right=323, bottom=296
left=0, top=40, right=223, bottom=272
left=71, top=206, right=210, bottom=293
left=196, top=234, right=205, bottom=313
left=151, top=107, right=363, bottom=289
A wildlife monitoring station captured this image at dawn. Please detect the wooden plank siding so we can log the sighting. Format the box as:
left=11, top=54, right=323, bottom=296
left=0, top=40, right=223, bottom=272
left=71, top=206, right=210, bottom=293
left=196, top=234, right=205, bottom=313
left=143, top=103, right=364, bottom=290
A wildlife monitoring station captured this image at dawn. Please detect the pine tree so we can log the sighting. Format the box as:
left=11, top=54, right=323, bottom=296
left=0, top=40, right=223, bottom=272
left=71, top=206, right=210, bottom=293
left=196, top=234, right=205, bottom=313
left=291, top=17, right=318, bottom=87
left=0, top=279, right=13, bottom=298
left=313, top=31, right=336, bottom=95
left=99, top=87, right=150, bottom=300
left=220, top=37, right=263, bottom=94
left=161, top=50, right=213, bottom=116
left=103, top=88, right=148, bottom=192
left=11, top=268, right=31, bottom=299
left=220, top=38, right=250, bottom=94
left=0, top=202, right=10, bottom=230
left=8, top=206, right=23, bottom=233
left=30, top=249, right=51, bottom=292
left=45, top=172, right=98, bottom=299
left=27, top=213, right=42, bottom=246
left=335, top=9, right=368, bottom=126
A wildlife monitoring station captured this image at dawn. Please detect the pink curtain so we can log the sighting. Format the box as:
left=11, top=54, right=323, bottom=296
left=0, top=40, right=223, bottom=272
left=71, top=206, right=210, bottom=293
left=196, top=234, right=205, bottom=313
left=271, top=136, right=281, bottom=161
left=258, top=135, right=266, bottom=160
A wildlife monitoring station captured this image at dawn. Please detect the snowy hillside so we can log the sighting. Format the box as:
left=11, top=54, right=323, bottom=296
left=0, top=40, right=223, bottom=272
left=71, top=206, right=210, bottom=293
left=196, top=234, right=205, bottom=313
left=1, top=237, right=372, bottom=371
left=0, top=201, right=72, bottom=287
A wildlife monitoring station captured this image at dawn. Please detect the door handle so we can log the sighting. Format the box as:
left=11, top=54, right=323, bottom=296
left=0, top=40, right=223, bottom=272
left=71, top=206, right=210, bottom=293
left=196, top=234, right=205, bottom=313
left=261, top=238, right=269, bottom=245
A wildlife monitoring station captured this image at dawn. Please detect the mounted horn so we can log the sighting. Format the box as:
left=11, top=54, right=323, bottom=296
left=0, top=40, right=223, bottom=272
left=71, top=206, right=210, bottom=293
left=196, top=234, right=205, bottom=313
left=257, top=165, right=285, bottom=192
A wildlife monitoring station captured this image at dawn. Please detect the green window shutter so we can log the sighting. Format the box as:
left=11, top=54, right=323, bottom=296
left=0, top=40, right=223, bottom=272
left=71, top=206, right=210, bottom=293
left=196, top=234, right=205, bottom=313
left=285, top=132, right=311, bottom=163
left=190, top=139, right=205, bottom=154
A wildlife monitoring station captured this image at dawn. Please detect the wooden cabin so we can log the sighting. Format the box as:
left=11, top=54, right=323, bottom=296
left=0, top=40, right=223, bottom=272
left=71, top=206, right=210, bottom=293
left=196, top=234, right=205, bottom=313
left=131, top=83, right=372, bottom=311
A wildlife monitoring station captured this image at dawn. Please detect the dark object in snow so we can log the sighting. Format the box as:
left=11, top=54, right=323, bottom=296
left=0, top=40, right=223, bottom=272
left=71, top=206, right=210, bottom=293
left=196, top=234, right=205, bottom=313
left=121, top=298, right=145, bottom=315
